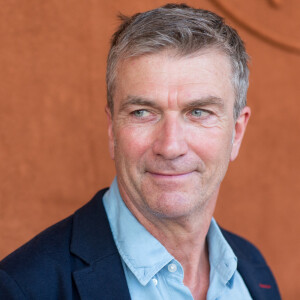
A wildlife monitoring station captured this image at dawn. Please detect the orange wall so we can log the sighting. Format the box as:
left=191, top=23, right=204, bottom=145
left=0, top=1, right=299, bottom=299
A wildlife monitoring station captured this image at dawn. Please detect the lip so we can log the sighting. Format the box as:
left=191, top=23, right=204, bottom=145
left=146, top=171, right=194, bottom=178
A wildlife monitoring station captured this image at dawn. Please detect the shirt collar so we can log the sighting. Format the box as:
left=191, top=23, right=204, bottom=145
left=102, top=178, right=173, bottom=286
left=207, top=218, right=238, bottom=287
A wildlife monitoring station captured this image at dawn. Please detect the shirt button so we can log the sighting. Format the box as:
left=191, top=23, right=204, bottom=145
left=152, top=278, right=158, bottom=286
left=168, top=263, right=177, bottom=273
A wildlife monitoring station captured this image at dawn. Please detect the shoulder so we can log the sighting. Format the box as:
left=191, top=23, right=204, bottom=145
left=1, top=214, right=73, bottom=269
left=0, top=215, right=75, bottom=298
left=0, top=188, right=109, bottom=298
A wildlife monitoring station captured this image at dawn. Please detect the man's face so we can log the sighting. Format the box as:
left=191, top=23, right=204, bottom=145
left=107, top=50, right=250, bottom=222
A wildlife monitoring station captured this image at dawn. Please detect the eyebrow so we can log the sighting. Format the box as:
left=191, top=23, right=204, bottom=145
left=119, top=96, right=160, bottom=111
left=119, top=95, right=225, bottom=111
left=184, top=96, right=225, bottom=110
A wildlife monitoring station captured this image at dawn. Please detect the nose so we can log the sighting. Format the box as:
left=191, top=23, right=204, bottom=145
left=152, top=114, right=188, bottom=160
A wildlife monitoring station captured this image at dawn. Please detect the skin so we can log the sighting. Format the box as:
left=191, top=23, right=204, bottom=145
left=106, top=49, right=250, bottom=300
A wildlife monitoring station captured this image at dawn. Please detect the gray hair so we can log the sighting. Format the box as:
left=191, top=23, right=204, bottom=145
left=106, top=3, right=249, bottom=120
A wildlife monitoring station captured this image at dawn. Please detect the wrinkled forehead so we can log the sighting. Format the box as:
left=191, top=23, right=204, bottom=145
left=112, top=49, right=235, bottom=113
left=115, top=47, right=233, bottom=86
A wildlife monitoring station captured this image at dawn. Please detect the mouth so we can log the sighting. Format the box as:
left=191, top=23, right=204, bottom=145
left=146, top=171, right=195, bottom=179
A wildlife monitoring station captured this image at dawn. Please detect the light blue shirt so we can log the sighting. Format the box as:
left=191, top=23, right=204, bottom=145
left=103, top=178, right=252, bottom=300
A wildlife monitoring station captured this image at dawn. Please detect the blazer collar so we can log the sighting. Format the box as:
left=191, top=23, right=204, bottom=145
left=70, top=189, right=114, bottom=263
left=70, top=189, right=131, bottom=300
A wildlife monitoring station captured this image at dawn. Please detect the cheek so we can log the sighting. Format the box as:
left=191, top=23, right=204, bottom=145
left=189, top=128, right=233, bottom=163
left=115, top=126, right=153, bottom=164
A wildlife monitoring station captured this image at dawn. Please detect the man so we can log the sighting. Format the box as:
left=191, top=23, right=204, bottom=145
left=0, top=4, right=281, bottom=300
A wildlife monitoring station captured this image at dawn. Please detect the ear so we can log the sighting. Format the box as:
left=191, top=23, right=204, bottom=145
left=230, top=106, right=251, bottom=161
left=105, top=106, right=115, bottom=160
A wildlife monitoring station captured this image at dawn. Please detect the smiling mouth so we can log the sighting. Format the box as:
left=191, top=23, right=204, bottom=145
left=147, top=171, right=195, bottom=178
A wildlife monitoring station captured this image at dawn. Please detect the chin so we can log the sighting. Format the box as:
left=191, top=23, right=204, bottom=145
left=146, top=192, right=203, bottom=220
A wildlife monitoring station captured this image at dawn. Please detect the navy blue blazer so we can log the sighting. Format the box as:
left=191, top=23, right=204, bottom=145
left=0, top=189, right=281, bottom=299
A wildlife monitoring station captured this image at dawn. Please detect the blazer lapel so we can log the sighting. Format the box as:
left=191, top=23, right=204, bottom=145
left=237, top=259, right=281, bottom=300
left=73, top=253, right=131, bottom=300
left=70, top=189, right=131, bottom=300
left=221, top=228, right=281, bottom=300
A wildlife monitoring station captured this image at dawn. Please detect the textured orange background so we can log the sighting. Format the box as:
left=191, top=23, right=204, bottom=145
left=0, top=1, right=299, bottom=299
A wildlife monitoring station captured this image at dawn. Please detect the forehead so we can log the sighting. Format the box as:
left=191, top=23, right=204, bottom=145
left=114, top=50, right=234, bottom=106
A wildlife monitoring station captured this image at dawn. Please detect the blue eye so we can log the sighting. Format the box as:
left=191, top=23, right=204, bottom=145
left=191, top=109, right=203, bottom=117
left=132, top=109, right=149, bottom=118
left=189, top=109, right=210, bottom=120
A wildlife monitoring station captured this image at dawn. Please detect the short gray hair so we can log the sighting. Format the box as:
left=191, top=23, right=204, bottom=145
left=106, top=3, right=249, bottom=120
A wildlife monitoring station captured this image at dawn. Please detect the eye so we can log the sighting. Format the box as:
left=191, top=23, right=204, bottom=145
left=191, top=109, right=203, bottom=117
left=131, top=109, right=150, bottom=118
left=189, top=109, right=210, bottom=118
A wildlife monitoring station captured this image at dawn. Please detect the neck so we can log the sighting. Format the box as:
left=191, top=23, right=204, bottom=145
left=122, top=191, right=218, bottom=300
left=145, top=210, right=212, bottom=300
